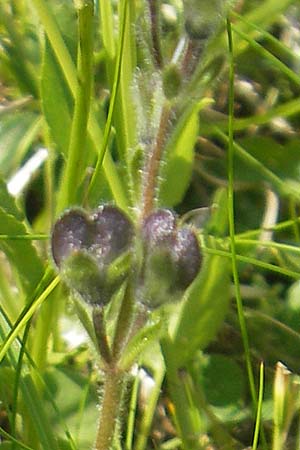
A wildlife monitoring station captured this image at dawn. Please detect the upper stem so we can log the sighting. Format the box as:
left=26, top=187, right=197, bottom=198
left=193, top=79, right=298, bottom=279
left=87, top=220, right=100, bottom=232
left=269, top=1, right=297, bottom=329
left=112, top=280, right=134, bottom=360
left=92, top=307, right=113, bottom=365
left=141, top=102, right=171, bottom=218
left=147, top=0, right=163, bottom=69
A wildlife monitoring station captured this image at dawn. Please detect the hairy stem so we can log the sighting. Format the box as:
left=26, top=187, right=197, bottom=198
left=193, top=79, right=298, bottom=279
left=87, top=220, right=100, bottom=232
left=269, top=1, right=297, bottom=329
left=92, top=307, right=112, bottom=365
left=147, top=0, right=163, bottom=68
left=94, top=367, right=125, bottom=450
left=141, top=103, right=171, bottom=218
left=112, top=281, right=134, bottom=360
left=94, top=279, right=136, bottom=449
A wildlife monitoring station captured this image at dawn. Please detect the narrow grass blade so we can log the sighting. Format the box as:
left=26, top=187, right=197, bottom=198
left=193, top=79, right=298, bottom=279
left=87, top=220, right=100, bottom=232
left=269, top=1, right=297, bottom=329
left=0, top=275, right=60, bottom=363
left=226, top=16, right=257, bottom=417
left=0, top=427, right=34, bottom=450
left=252, top=362, right=265, bottom=450
left=87, top=0, right=129, bottom=202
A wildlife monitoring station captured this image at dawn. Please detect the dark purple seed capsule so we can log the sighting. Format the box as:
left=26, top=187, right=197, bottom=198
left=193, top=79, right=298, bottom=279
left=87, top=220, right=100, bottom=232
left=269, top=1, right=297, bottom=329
left=51, top=209, right=91, bottom=267
left=91, top=205, right=134, bottom=264
left=51, top=205, right=134, bottom=306
left=173, top=227, right=201, bottom=289
left=142, top=209, right=176, bottom=247
left=138, top=209, right=201, bottom=308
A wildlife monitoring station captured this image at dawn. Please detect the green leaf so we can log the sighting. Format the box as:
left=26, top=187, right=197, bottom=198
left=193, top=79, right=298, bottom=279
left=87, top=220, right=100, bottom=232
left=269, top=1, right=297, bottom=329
left=159, top=100, right=207, bottom=207
left=40, top=0, right=77, bottom=156
left=72, top=297, right=97, bottom=348
left=0, top=112, right=39, bottom=175
left=41, top=38, right=73, bottom=156
left=200, top=354, right=245, bottom=407
left=160, top=249, right=231, bottom=449
left=171, top=254, right=231, bottom=365
left=0, top=366, right=15, bottom=405
left=21, top=375, right=60, bottom=450
left=237, top=136, right=300, bottom=182
left=119, top=317, right=165, bottom=371
left=45, top=367, right=98, bottom=449
left=0, top=178, right=43, bottom=299
left=0, top=208, right=44, bottom=293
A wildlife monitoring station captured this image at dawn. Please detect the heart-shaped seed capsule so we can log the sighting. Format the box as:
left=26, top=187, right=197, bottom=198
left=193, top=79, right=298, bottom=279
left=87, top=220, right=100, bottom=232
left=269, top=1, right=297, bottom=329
left=51, top=206, right=134, bottom=306
left=138, top=209, right=201, bottom=308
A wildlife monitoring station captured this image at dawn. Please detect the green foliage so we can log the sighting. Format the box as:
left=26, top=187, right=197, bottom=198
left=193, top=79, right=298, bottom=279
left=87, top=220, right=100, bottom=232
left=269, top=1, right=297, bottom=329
left=0, top=112, right=40, bottom=175
left=0, top=181, right=43, bottom=293
left=159, top=99, right=204, bottom=206
left=41, top=38, right=73, bottom=157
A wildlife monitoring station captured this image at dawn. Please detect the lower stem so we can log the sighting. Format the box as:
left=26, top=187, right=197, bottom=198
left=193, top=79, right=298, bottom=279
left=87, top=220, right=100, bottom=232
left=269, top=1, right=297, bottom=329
left=94, top=367, right=125, bottom=450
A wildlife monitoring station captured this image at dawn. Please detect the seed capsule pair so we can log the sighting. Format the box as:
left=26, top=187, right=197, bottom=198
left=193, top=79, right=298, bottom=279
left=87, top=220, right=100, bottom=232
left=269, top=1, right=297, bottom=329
left=51, top=206, right=201, bottom=308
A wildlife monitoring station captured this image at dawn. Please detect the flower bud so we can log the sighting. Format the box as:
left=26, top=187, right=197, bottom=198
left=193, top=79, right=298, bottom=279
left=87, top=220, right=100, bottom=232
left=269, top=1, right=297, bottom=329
left=161, top=3, right=178, bottom=32
left=162, top=64, right=182, bottom=99
left=51, top=206, right=134, bottom=306
left=183, top=0, right=225, bottom=41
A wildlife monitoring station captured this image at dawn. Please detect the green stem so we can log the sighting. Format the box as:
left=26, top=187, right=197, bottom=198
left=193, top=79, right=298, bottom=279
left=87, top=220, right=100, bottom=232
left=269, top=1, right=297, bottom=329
left=226, top=15, right=255, bottom=401
left=87, top=0, right=128, bottom=203
left=112, top=281, right=134, bottom=360
left=141, top=102, right=171, bottom=218
left=11, top=322, right=31, bottom=450
left=227, top=21, right=268, bottom=450
left=57, top=0, right=94, bottom=211
left=94, top=367, right=125, bottom=450
left=99, top=0, right=136, bottom=163
left=216, top=129, right=300, bottom=202
left=99, top=0, right=116, bottom=60
left=0, top=275, right=60, bottom=364
left=148, top=0, right=163, bottom=68
left=94, top=278, right=136, bottom=448
left=30, top=295, right=56, bottom=374
left=252, top=362, right=265, bottom=450
left=92, top=307, right=112, bottom=365
left=31, top=0, right=128, bottom=210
